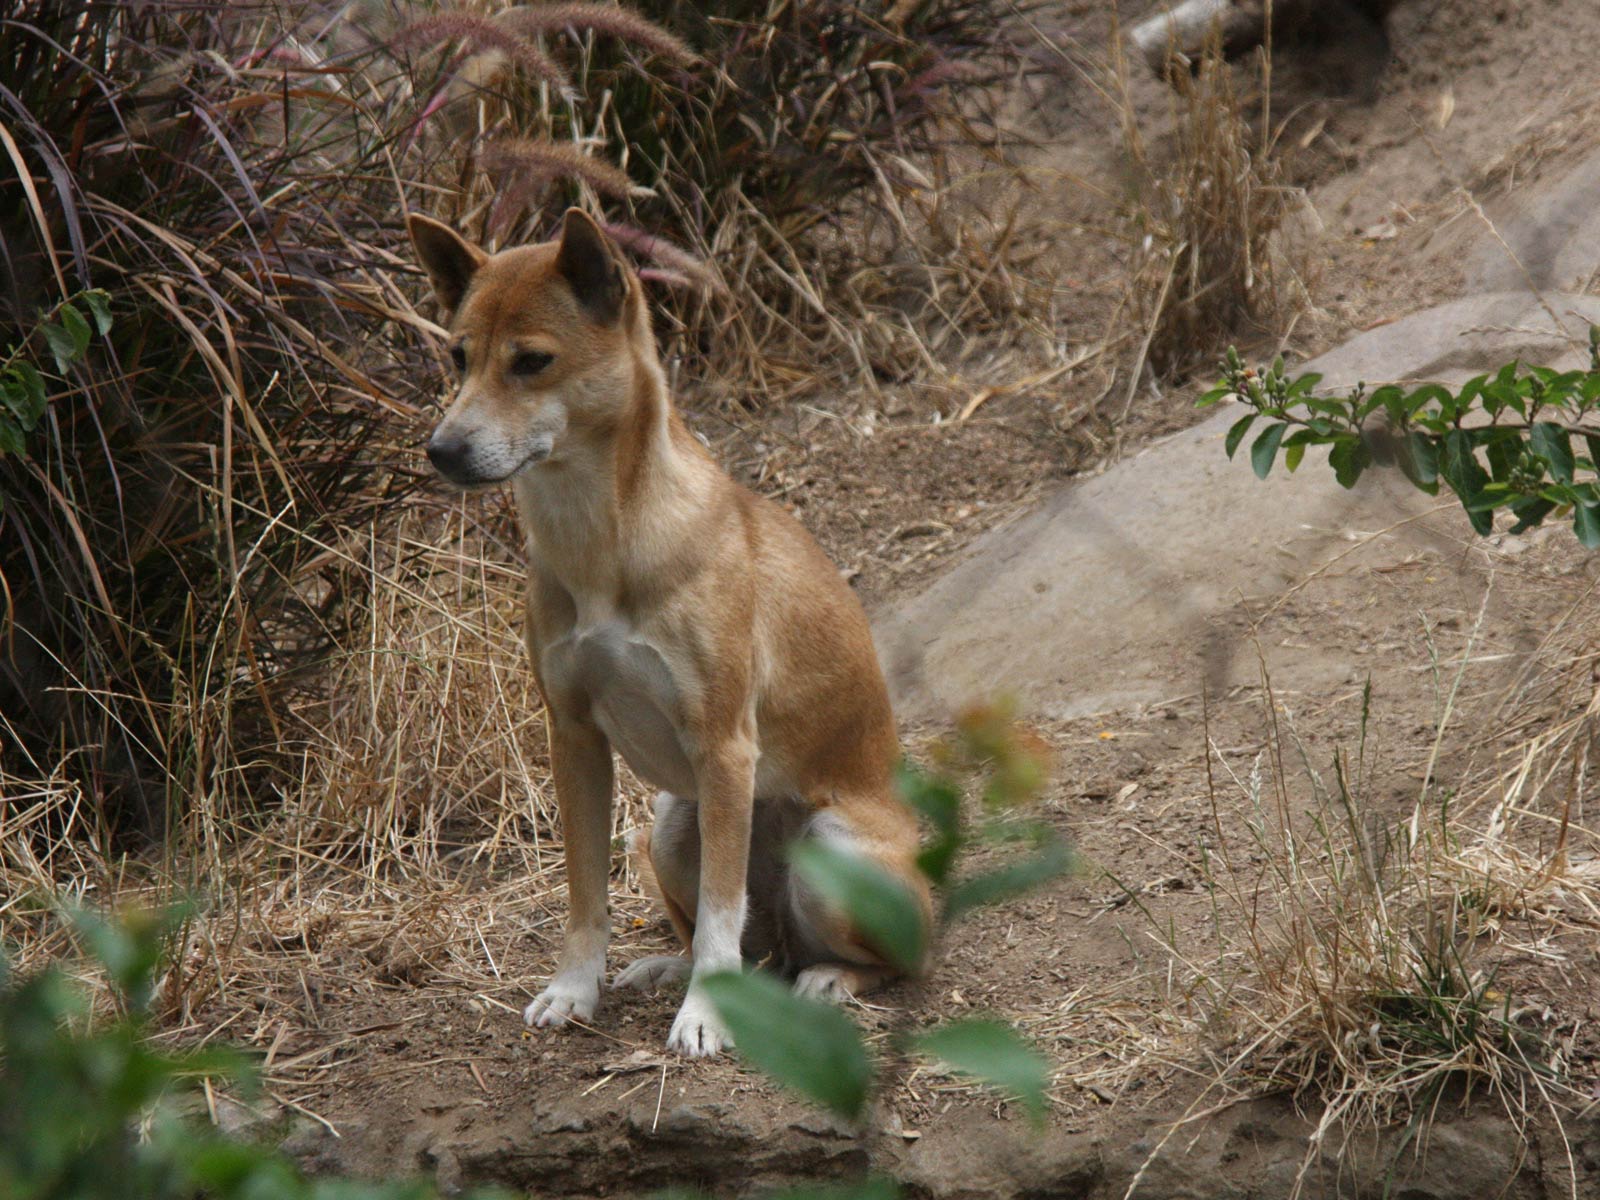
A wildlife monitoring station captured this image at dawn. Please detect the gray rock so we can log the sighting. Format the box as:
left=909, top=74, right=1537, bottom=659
left=874, top=293, right=1600, bottom=724
left=900, top=1119, right=1102, bottom=1199
left=1470, top=149, right=1600, bottom=294
left=280, top=1115, right=346, bottom=1174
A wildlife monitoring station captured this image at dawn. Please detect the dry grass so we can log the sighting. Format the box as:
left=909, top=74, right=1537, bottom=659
left=395, top=0, right=1060, bottom=401
left=1011, top=19, right=1311, bottom=445
left=0, top=496, right=667, bottom=1066
left=0, top=0, right=1047, bottom=872
left=1112, top=34, right=1309, bottom=386
left=1104, top=602, right=1600, bottom=1199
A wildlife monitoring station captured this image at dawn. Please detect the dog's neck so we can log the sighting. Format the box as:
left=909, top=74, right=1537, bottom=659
left=512, top=346, right=710, bottom=611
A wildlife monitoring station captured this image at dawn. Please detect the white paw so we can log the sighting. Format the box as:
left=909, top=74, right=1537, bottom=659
left=523, top=974, right=600, bottom=1028
left=666, top=989, right=731, bottom=1057
left=613, top=955, right=692, bottom=992
left=794, top=965, right=856, bottom=1004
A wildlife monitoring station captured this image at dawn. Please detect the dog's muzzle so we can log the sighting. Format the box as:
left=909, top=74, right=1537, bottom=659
left=425, top=431, right=555, bottom=485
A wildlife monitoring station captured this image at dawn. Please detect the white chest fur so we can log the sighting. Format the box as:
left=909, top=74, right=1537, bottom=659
left=540, top=619, right=699, bottom=798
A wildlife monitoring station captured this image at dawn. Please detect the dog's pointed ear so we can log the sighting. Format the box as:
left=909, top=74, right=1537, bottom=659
left=407, top=213, right=486, bottom=317
left=555, top=208, right=624, bottom=324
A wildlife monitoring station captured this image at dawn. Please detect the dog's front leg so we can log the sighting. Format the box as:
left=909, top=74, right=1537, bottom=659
left=666, top=737, right=755, bottom=1057
left=525, top=713, right=614, bottom=1029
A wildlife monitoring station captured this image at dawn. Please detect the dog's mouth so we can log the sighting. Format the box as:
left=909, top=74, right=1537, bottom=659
left=518, top=435, right=556, bottom=470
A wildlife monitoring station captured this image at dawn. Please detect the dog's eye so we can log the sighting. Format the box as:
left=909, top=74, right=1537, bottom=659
left=449, top=344, right=466, bottom=374
left=510, top=350, right=554, bottom=377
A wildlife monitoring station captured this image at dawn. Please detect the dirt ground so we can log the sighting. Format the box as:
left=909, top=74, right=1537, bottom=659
left=188, top=2, right=1600, bottom=1196
left=254, top=516, right=1600, bottom=1199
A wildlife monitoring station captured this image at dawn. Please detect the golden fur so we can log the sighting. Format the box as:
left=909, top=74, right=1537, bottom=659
left=407, top=209, right=929, bottom=1056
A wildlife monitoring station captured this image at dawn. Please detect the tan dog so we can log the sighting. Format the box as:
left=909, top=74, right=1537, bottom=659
left=407, top=208, right=930, bottom=1056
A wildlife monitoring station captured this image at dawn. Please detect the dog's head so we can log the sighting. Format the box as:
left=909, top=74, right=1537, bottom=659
left=407, top=208, right=643, bottom=486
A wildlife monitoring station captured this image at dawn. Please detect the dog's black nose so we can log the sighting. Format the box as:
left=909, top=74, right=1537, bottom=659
left=426, top=432, right=470, bottom=478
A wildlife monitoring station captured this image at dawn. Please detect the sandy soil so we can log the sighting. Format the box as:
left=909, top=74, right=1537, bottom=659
left=190, top=2, right=1600, bottom=1195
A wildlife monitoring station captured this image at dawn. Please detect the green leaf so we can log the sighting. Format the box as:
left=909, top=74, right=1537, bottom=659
left=898, top=763, right=961, bottom=885
left=1304, top=398, right=1349, bottom=420
left=81, top=289, right=114, bottom=336
left=167, top=1125, right=301, bottom=1191
left=1365, top=385, right=1403, bottom=422
left=1402, top=432, right=1439, bottom=488
left=1508, top=497, right=1555, bottom=534
left=1584, top=434, right=1600, bottom=473
left=1484, top=432, right=1521, bottom=483
left=1286, top=371, right=1323, bottom=399
left=790, top=840, right=926, bottom=972
left=1284, top=442, right=1305, bottom=473
left=1327, top=437, right=1370, bottom=489
left=1546, top=369, right=1584, bottom=399
left=898, top=761, right=958, bottom=834
left=1530, top=422, right=1575, bottom=483
left=68, top=903, right=190, bottom=1013
left=1465, top=486, right=1523, bottom=512
left=1250, top=423, right=1285, bottom=479
left=0, top=416, right=25, bottom=456
left=701, top=971, right=872, bottom=1119
left=1574, top=504, right=1600, bottom=549
left=1442, top=429, right=1493, bottom=535
left=59, top=302, right=91, bottom=356
left=42, top=322, right=79, bottom=373
left=1411, top=412, right=1448, bottom=435
left=0, top=379, right=28, bottom=423
left=1450, top=375, right=1485, bottom=413
left=8, top=361, right=46, bottom=424
left=912, top=1019, right=1049, bottom=1121
left=1403, top=384, right=1452, bottom=417
left=916, top=837, right=959, bottom=887
left=944, top=832, right=1072, bottom=921
left=1223, top=413, right=1255, bottom=459
left=1197, top=384, right=1230, bottom=409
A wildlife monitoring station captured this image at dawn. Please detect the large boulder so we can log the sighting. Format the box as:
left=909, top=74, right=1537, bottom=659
left=875, top=293, right=1600, bottom=722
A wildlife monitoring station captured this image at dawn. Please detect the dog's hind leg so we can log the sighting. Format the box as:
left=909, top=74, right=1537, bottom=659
left=616, top=791, right=806, bottom=991
left=613, top=793, right=697, bottom=991
left=615, top=794, right=924, bottom=1004
left=793, top=962, right=898, bottom=1003
left=612, top=952, right=691, bottom=991
left=784, top=806, right=932, bottom=1003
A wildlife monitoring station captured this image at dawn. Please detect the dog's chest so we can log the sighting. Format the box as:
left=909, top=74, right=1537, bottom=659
left=541, top=620, right=697, bottom=797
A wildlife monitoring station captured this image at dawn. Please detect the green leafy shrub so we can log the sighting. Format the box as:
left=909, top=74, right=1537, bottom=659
left=0, top=905, right=504, bottom=1200
left=1203, top=329, right=1600, bottom=545
left=705, top=704, right=1069, bottom=1130
left=0, top=291, right=111, bottom=464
